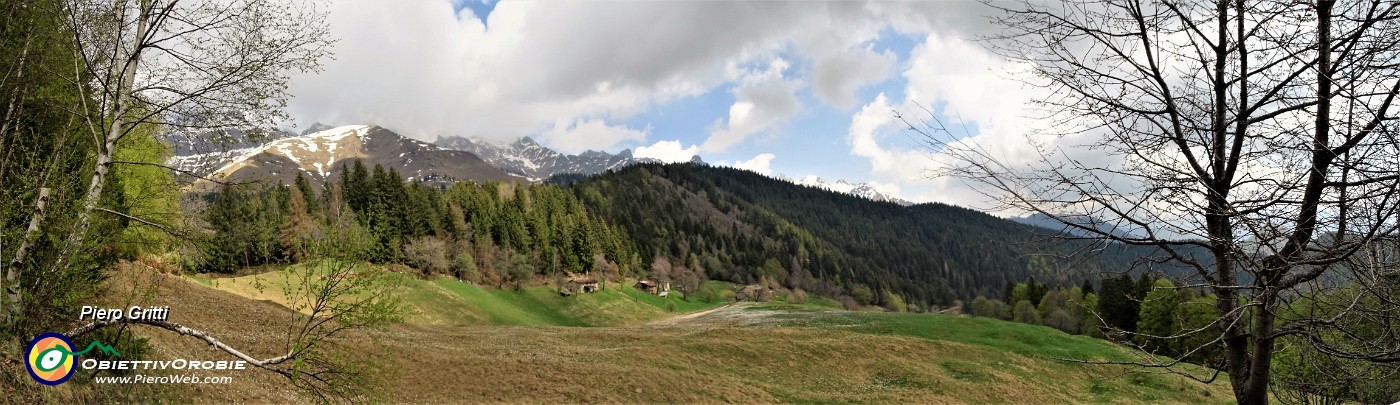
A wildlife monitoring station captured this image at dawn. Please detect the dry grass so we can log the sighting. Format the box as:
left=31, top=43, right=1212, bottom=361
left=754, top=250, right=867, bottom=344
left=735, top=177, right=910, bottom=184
left=47, top=264, right=1235, bottom=404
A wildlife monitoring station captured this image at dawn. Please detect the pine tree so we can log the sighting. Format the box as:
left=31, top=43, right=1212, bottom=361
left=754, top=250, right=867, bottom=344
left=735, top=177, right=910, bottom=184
left=347, top=160, right=370, bottom=213
left=279, top=185, right=317, bottom=262
left=447, top=201, right=469, bottom=241
left=294, top=172, right=320, bottom=215
left=1097, top=273, right=1143, bottom=333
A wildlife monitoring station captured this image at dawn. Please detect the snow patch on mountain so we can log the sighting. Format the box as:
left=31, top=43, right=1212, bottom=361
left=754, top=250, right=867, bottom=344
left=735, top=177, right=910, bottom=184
left=435, top=135, right=661, bottom=181
left=779, top=174, right=914, bottom=206
left=166, top=124, right=520, bottom=191
left=197, top=125, right=372, bottom=179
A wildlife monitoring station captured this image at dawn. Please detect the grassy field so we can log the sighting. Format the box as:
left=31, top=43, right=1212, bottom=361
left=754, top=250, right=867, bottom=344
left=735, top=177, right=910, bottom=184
left=355, top=304, right=1237, bottom=403
left=194, top=264, right=733, bottom=326
left=98, top=265, right=1234, bottom=403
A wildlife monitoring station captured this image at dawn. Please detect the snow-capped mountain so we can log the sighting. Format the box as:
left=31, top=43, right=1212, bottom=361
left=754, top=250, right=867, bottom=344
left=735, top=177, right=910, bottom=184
left=299, top=122, right=336, bottom=135
left=780, top=174, right=914, bottom=206
left=169, top=125, right=519, bottom=190
left=435, top=136, right=673, bottom=181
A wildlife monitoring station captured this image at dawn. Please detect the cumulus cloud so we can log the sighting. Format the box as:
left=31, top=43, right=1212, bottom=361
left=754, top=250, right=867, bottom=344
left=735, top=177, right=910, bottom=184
left=291, top=2, right=822, bottom=146
left=702, top=59, right=803, bottom=152
left=634, top=140, right=701, bottom=163
left=812, top=46, right=896, bottom=109
left=731, top=153, right=777, bottom=175
left=841, top=32, right=1128, bottom=209
left=541, top=118, right=648, bottom=155
left=840, top=32, right=1052, bottom=208
left=903, top=34, right=1047, bottom=162
left=848, top=93, right=935, bottom=182
left=286, top=1, right=979, bottom=153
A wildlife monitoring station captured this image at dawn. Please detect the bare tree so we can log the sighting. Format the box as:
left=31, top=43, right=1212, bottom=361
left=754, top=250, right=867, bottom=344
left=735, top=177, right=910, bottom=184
left=673, top=265, right=705, bottom=300
left=404, top=236, right=450, bottom=276
left=910, top=1, right=1400, bottom=403
left=650, top=255, right=672, bottom=285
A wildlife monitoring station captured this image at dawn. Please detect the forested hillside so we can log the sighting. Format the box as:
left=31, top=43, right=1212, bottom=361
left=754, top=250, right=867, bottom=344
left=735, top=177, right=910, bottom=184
left=194, top=160, right=638, bottom=289
left=193, top=159, right=1193, bottom=313
left=571, top=163, right=1179, bottom=309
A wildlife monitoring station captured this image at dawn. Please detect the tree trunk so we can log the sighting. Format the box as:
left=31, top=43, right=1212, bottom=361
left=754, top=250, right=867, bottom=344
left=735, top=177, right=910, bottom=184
left=57, top=0, right=151, bottom=270
left=1242, top=290, right=1278, bottom=404
left=3, top=187, right=50, bottom=324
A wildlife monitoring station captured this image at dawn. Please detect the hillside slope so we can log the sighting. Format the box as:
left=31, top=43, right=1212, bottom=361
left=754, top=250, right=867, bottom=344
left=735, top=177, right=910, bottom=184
left=85, top=264, right=1232, bottom=404
left=572, top=163, right=1192, bottom=309
left=193, top=266, right=733, bottom=327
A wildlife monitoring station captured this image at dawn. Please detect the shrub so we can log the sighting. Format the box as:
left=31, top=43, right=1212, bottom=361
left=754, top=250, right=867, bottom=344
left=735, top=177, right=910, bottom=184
left=404, top=236, right=449, bottom=275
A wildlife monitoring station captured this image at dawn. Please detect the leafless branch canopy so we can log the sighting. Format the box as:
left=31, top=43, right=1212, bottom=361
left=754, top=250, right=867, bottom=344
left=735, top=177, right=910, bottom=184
left=910, top=1, right=1400, bottom=403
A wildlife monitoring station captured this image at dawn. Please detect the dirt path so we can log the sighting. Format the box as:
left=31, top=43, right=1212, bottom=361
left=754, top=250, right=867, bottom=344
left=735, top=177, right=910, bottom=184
left=647, top=302, right=748, bottom=326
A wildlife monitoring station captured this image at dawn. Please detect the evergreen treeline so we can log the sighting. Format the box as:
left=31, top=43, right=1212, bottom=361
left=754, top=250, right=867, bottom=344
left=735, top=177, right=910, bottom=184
left=569, top=163, right=1179, bottom=310
left=969, top=274, right=1221, bottom=365
left=195, top=160, right=638, bottom=288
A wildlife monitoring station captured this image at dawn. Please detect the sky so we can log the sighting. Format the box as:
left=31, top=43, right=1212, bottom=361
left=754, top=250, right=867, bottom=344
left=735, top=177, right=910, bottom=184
left=285, top=0, right=1047, bottom=207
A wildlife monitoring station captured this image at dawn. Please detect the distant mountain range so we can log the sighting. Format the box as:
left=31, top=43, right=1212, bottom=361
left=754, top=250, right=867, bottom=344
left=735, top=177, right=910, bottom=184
left=165, top=124, right=917, bottom=204
left=434, top=136, right=667, bottom=181
left=168, top=125, right=518, bottom=190
left=781, top=174, right=913, bottom=206
left=160, top=127, right=290, bottom=157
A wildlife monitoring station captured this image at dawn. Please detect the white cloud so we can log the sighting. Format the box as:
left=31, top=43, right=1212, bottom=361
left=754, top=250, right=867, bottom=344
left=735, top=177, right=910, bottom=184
left=287, top=2, right=980, bottom=153
left=541, top=118, right=648, bottom=154
left=812, top=46, right=896, bottom=109
left=702, top=59, right=802, bottom=152
left=841, top=34, right=1036, bottom=207
left=842, top=32, right=1128, bottom=209
left=731, top=153, right=777, bottom=175
left=848, top=93, right=935, bottom=182
left=288, top=2, right=812, bottom=147
left=634, top=140, right=700, bottom=163
left=903, top=33, right=1047, bottom=162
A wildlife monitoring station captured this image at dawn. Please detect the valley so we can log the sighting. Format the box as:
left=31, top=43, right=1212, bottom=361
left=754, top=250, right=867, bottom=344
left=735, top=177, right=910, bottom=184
left=7, top=1, right=1397, bottom=401
left=62, top=264, right=1232, bottom=404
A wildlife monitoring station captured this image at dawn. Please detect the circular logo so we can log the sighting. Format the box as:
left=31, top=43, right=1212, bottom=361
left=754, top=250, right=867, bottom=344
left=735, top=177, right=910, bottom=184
left=26, top=332, right=76, bottom=386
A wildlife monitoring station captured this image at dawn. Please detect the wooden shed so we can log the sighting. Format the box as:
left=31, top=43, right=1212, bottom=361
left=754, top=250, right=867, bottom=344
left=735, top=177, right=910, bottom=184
left=565, top=277, right=600, bottom=294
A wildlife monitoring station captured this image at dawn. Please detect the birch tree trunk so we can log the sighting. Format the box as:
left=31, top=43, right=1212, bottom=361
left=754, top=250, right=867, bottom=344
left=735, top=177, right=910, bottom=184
left=2, top=188, right=49, bottom=324
left=55, top=0, right=150, bottom=273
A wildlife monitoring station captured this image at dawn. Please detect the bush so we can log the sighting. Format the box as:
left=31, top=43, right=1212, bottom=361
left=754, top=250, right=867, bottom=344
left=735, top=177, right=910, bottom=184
left=1012, top=300, right=1041, bottom=324
left=790, top=288, right=807, bottom=304
left=1044, top=308, right=1080, bottom=334
left=838, top=295, right=860, bottom=310
left=970, top=296, right=1011, bottom=320
left=882, top=290, right=907, bottom=312
left=404, top=236, right=449, bottom=275
left=850, top=284, right=875, bottom=305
